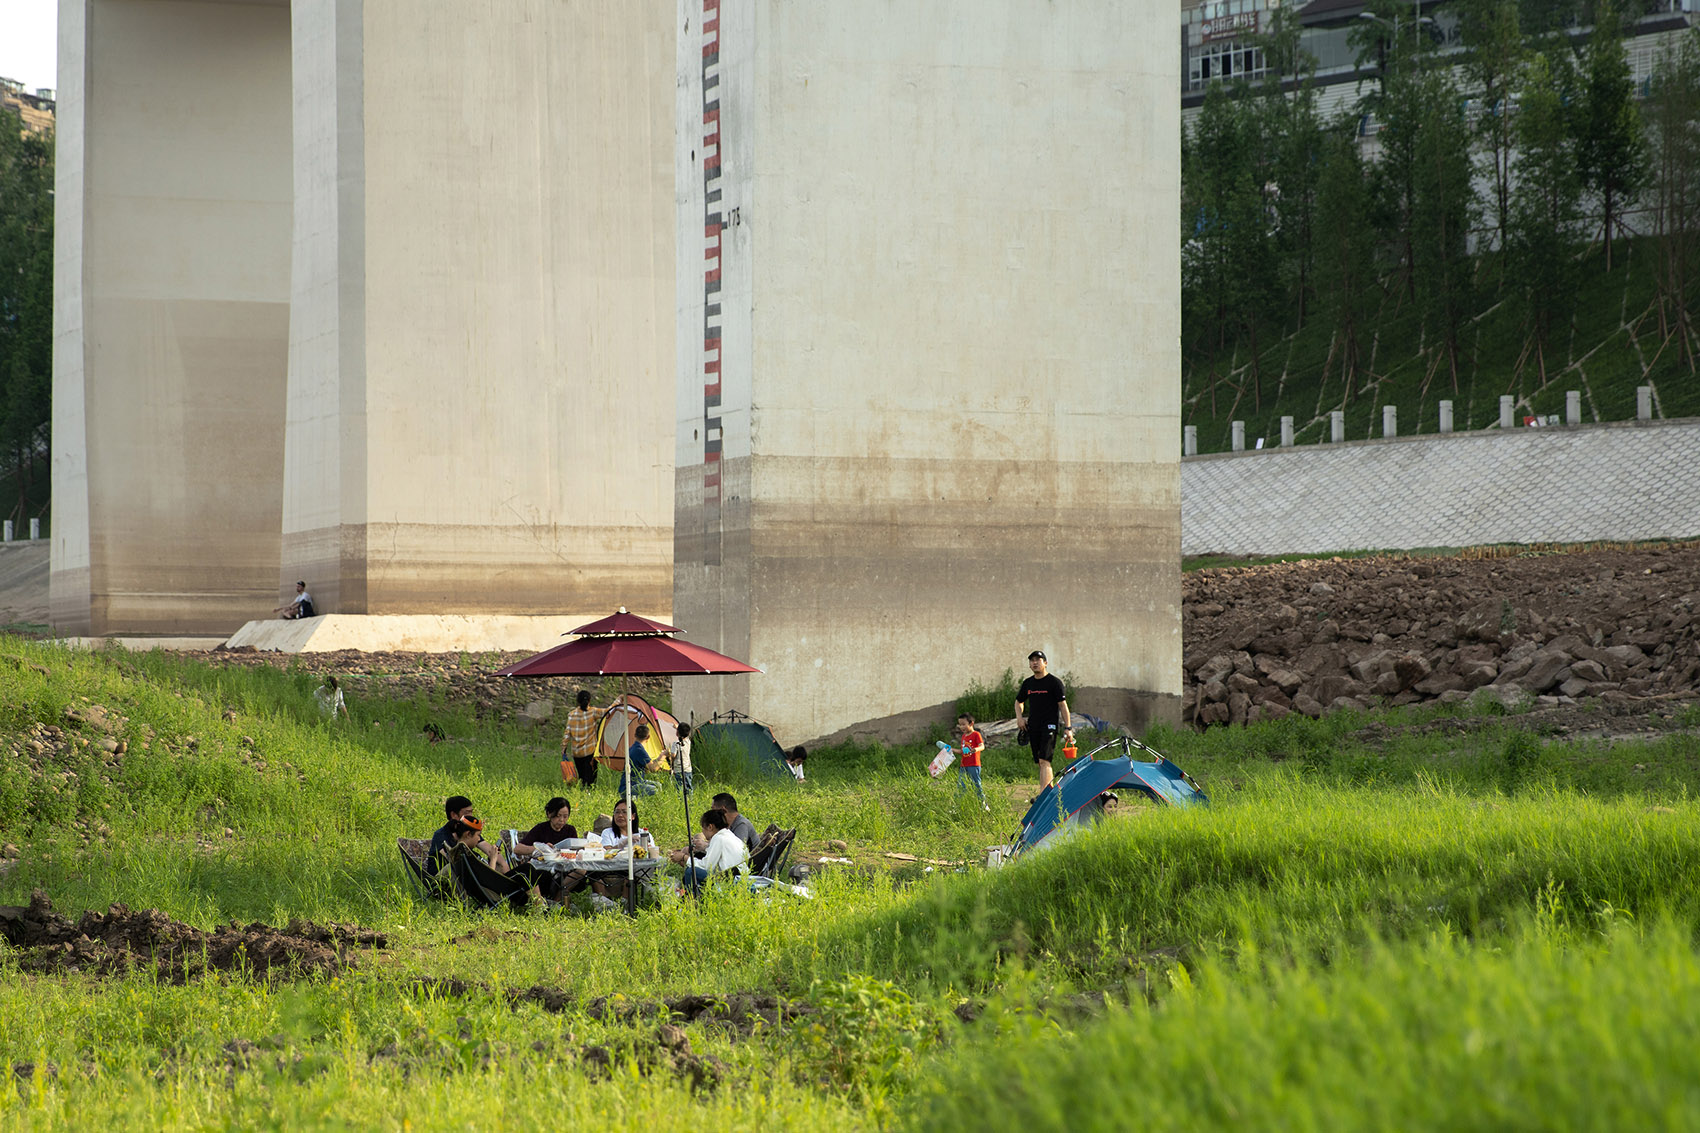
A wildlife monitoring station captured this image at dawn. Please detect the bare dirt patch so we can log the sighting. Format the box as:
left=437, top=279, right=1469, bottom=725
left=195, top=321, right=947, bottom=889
left=1184, top=542, right=1700, bottom=728
left=0, top=890, right=385, bottom=981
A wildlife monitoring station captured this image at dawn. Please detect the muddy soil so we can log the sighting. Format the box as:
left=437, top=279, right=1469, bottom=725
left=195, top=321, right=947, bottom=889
left=1184, top=542, right=1700, bottom=729
left=0, top=890, right=385, bottom=981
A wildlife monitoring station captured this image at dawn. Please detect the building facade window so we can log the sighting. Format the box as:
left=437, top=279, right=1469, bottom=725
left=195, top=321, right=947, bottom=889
left=1188, top=40, right=1268, bottom=90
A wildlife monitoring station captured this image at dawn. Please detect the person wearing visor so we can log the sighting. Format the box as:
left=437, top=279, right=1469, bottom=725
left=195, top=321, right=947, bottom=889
left=1015, top=649, right=1072, bottom=792
left=446, top=815, right=515, bottom=874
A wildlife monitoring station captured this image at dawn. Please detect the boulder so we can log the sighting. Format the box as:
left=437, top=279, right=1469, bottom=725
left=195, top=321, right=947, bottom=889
left=1201, top=679, right=1227, bottom=704
left=1266, top=668, right=1306, bottom=696
left=1516, top=650, right=1572, bottom=694
left=1315, top=675, right=1369, bottom=703
left=1413, top=673, right=1464, bottom=696
left=1228, top=672, right=1262, bottom=697
left=1600, top=644, right=1649, bottom=674
left=1567, top=658, right=1608, bottom=683
left=1457, top=660, right=1499, bottom=689
left=1292, top=692, right=1325, bottom=719
left=1228, top=692, right=1253, bottom=727
left=1195, top=654, right=1236, bottom=685
left=1558, top=677, right=1591, bottom=698
left=1392, top=652, right=1432, bottom=688
left=1350, top=650, right=1393, bottom=684
left=1470, top=685, right=1527, bottom=711
left=1200, top=702, right=1230, bottom=726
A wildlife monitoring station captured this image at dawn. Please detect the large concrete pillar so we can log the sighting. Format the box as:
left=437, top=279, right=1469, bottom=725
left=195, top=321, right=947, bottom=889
left=282, top=0, right=677, bottom=617
left=673, top=0, right=1182, bottom=742
left=52, top=0, right=293, bottom=634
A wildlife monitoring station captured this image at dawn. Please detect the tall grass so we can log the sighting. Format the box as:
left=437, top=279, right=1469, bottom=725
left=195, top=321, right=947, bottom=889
left=912, top=921, right=1700, bottom=1132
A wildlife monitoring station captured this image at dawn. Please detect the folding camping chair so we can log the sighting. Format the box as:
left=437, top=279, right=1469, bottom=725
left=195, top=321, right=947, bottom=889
left=448, top=847, right=536, bottom=912
left=748, top=828, right=796, bottom=880
left=397, top=837, right=452, bottom=903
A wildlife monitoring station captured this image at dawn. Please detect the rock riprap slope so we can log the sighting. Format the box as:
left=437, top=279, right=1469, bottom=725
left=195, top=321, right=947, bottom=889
left=1184, top=544, right=1700, bottom=727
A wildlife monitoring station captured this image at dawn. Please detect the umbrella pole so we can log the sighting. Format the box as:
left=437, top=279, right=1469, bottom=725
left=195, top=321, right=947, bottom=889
left=624, top=675, right=637, bottom=918
left=681, top=710, right=697, bottom=898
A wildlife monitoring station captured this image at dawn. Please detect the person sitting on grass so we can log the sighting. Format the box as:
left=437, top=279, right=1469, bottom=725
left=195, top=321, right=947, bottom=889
left=682, top=808, right=749, bottom=889
left=784, top=745, right=807, bottom=782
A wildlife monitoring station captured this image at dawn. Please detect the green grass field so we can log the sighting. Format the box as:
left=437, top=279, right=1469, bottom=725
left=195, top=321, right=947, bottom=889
left=3, top=638, right=1700, bottom=1130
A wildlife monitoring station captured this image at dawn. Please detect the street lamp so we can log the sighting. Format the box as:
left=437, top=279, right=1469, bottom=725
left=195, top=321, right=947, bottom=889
left=1358, top=8, right=1436, bottom=51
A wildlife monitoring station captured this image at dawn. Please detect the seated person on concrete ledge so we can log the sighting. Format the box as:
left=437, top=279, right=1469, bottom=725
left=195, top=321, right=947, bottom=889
left=273, top=580, right=315, bottom=620
left=683, top=809, right=749, bottom=888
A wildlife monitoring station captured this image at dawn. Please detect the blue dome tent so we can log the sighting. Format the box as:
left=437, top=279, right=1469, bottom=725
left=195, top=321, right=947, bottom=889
left=1012, top=735, right=1209, bottom=857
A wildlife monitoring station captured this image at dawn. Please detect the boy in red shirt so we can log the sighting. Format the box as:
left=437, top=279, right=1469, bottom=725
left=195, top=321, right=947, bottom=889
left=956, top=713, right=988, bottom=811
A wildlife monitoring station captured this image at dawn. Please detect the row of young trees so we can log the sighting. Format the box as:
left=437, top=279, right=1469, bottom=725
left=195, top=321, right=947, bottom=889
left=1182, top=0, right=1700, bottom=410
left=0, top=107, right=53, bottom=528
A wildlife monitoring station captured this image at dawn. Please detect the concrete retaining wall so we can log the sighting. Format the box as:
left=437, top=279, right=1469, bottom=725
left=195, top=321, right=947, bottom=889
left=1181, top=418, right=1700, bottom=556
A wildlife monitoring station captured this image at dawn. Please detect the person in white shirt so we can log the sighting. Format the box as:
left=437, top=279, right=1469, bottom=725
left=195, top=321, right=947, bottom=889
left=313, top=675, right=350, bottom=719
left=599, top=799, right=653, bottom=853
left=784, top=745, right=807, bottom=782
left=671, top=722, right=695, bottom=793
left=684, top=809, right=747, bottom=889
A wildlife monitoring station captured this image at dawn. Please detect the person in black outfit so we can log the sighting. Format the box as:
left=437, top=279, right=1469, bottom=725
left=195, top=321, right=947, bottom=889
left=1016, top=650, right=1073, bottom=792
left=510, top=796, right=583, bottom=899
left=427, top=794, right=476, bottom=878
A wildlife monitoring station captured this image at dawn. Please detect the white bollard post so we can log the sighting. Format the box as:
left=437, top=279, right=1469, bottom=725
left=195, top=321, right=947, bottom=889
left=1231, top=421, right=1245, bottom=452
left=2, top=521, right=11, bottom=543
left=1330, top=410, right=1345, bottom=443
left=1637, top=386, right=1652, bottom=421
left=1499, top=395, right=1515, bottom=429
left=1280, top=416, right=1294, bottom=447
left=1382, top=405, right=1397, bottom=438
left=1566, top=390, right=1581, bottom=426
left=1183, top=425, right=1197, bottom=457
left=29, top=518, right=39, bottom=540
left=1438, top=400, right=1453, bottom=433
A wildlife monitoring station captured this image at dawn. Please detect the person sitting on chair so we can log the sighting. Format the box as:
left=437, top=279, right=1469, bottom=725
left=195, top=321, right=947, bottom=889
left=683, top=809, right=748, bottom=889
left=428, top=795, right=487, bottom=878
left=595, top=799, right=654, bottom=902
left=446, top=816, right=541, bottom=909
left=712, top=792, right=763, bottom=854
left=512, top=796, right=587, bottom=898
left=447, top=815, right=515, bottom=873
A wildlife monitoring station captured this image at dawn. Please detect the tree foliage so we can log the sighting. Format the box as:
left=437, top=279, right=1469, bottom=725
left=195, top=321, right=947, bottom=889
left=0, top=108, right=53, bottom=527
left=1179, top=3, right=1694, bottom=425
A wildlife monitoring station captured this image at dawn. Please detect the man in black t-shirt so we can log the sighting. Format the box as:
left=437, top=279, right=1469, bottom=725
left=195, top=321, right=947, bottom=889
left=1016, top=650, right=1073, bottom=791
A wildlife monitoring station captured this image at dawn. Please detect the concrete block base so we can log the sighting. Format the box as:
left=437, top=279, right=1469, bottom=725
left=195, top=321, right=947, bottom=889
left=222, top=614, right=602, bottom=654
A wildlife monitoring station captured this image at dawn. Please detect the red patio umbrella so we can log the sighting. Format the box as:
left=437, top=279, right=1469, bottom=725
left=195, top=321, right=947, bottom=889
left=498, top=608, right=760, bottom=911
